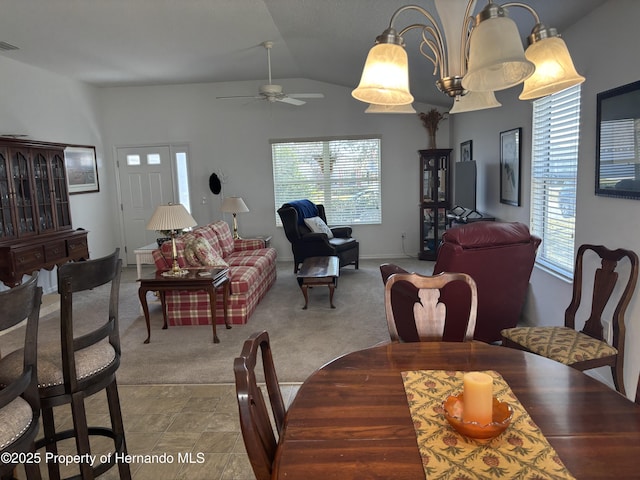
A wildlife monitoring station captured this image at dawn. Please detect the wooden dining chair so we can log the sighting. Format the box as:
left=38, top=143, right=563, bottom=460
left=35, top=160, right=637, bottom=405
left=384, top=271, right=478, bottom=342
left=0, top=275, right=42, bottom=480
left=502, top=244, right=639, bottom=396
left=234, top=331, right=286, bottom=480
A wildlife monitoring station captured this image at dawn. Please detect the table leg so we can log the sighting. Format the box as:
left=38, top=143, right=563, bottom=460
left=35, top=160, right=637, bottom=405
left=329, top=283, right=336, bottom=309
left=208, top=288, right=220, bottom=343
left=301, top=284, right=309, bottom=310
left=223, top=282, right=231, bottom=329
left=159, top=291, right=168, bottom=329
left=138, top=287, right=151, bottom=344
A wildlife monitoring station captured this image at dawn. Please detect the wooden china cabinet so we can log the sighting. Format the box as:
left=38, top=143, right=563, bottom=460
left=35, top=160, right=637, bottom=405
left=0, top=138, right=89, bottom=287
left=419, top=149, right=451, bottom=260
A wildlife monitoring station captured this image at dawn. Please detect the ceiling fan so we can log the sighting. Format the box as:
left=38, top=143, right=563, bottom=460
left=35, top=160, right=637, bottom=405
left=217, top=41, right=324, bottom=106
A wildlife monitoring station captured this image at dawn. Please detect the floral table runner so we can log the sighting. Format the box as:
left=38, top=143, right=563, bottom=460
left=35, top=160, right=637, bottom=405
left=401, top=370, right=575, bottom=480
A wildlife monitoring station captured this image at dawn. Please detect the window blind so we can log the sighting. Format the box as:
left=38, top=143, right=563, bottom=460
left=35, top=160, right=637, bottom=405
left=530, top=85, right=582, bottom=278
left=272, top=136, right=381, bottom=225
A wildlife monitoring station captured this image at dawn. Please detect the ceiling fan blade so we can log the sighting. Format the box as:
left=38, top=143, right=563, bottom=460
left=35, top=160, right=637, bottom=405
left=216, top=94, right=262, bottom=100
left=287, top=93, right=325, bottom=99
left=277, top=96, right=306, bottom=106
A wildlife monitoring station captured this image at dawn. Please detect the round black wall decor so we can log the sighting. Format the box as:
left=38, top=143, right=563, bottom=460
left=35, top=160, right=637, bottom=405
left=209, top=173, right=222, bottom=195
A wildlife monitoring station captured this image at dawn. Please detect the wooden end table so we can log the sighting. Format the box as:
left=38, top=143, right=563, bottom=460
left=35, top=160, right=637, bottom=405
left=296, top=256, right=339, bottom=309
left=137, top=267, right=230, bottom=344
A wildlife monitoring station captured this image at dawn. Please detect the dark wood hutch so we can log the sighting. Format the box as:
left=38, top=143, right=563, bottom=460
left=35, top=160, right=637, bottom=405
left=0, top=137, right=89, bottom=287
left=419, top=148, right=451, bottom=260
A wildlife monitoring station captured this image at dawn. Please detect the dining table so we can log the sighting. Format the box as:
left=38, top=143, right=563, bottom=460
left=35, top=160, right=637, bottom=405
left=272, top=341, right=640, bottom=479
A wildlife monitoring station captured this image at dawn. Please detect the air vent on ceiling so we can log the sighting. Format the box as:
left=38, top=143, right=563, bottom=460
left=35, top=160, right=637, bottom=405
left=0, top=42, right=19, bottom=51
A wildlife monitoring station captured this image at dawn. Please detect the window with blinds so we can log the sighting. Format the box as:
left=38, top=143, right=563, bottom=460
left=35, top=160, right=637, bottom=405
left=530, top=85, right=582, bottom=278
left=272, top=136, right=381, bottom=225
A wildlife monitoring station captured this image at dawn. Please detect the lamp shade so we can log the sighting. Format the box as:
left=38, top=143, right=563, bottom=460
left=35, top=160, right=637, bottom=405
left=352, top=43, right=414, bottom=106
left=449, top=91, right=502, bottom=114
left=519, top=36, right=585, bottom=100
left=365, top=103, right=416, bottom=114
left=146, top=203, right=197, bottom=231
left=220, top=196, right=249, bottom=214
left=463, top=16, right=535, bottom=92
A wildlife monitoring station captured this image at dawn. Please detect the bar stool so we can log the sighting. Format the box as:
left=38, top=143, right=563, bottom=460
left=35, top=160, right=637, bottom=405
left=1, top=250, right=131, bottom=479
left=0, top=275, right=42, bottom=480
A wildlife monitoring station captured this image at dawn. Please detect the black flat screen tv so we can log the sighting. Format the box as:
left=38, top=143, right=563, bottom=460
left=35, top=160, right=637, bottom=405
left=452, top=160, right=477, bottom=214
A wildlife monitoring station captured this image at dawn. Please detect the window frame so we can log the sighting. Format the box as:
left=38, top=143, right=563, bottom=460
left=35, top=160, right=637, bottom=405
left=271, top=135, right=382, bottom=226
left=530, top=84, right=582, bottom=279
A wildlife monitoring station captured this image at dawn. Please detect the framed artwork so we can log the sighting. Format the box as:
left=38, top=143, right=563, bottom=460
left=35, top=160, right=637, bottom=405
left=460, top=140, right=472, bottom=162
left=64, top=146, right=99, bottom=194
left=500, top=128, right=521, bottom=206
left=596, top=80, right=640, bottom=199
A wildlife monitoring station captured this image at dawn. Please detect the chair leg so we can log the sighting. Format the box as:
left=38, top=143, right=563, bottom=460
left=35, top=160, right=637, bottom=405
left=612, top=357, right=626, bottom=396
left=24, top=459, right=42, bottom=480
left=41, top=406, right=61, bottom=480
left=106, top=380, right=132, bottom=480
left=70, top=392, right=94, bottom=480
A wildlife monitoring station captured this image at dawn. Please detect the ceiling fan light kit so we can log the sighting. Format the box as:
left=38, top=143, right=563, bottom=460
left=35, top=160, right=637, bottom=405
left=352, top=0, right=585, bottom=114
left=217, top=41, right=324, bottom=106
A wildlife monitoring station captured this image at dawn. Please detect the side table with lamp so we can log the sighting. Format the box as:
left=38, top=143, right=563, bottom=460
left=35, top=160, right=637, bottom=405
left=220, top=196, right=249, bottom=239
left=145, top=203, right=197, bottom=276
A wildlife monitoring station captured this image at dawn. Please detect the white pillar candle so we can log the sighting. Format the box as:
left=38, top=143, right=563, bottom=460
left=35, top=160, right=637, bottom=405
left=462, top=372, right=493, bottom=425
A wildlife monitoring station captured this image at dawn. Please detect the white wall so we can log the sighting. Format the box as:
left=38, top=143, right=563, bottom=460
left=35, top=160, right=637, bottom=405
left=0, top=55, right=118, bottom=292
left=450, top=0, right=640, bottom=398
left=97, top=79, right=449, bottom=260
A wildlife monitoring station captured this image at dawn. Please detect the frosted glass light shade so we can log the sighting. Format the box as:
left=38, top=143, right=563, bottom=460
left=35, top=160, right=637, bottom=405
left=365, top=103, right=416, bottom=114
left=519, top=36, right=585, bottom=100
left=352, top=43, right=414, bottom=105
left=449, top=91, right=502, bottom=114
left=463, top=16, right=535, bottom=92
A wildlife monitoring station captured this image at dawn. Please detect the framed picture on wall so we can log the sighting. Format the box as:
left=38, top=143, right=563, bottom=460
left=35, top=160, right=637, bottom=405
left=500, top=128, right=521, bottom=206
left=64, top=146, right=99, bottom=194
left=460, top=140, right=472, bottom=162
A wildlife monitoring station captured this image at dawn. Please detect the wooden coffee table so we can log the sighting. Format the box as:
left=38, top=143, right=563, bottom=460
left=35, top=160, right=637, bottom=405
left=297, top=256, right=339, bottom=309
left=137, top=267, right=230, bottom=344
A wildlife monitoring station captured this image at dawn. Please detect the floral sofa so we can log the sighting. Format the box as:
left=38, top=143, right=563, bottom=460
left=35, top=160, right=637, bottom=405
left=152, top=220, right=277, bottom=325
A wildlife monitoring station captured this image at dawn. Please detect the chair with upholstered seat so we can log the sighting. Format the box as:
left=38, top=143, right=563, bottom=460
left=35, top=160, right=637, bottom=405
left=502, top=244, right=639, bottom=396
left=0, top=275, right=42, bottom=480
left=278, top=199, right=359, bottom=273
left=384, top=270, right=478, bottom=342
left=234, top=331, right=285, bottom=480
left=0, top=250, right=131, bottom=479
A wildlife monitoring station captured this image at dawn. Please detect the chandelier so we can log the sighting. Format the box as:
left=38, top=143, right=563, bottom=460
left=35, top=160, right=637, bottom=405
left=352, top=0, right=585, bottom=114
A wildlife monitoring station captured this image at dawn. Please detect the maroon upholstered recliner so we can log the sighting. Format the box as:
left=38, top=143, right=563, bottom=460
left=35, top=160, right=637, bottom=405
left=433, top=221, right=541, bottom=343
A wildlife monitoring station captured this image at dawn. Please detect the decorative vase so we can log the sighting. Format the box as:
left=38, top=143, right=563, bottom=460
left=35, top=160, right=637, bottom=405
left=419, top=108, right=444, bottom=150
left=428, top=132, right=437, bottom=149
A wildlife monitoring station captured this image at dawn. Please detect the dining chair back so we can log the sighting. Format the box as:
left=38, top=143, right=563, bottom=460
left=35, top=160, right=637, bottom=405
left=0, top=274, right=42, bottom=480
left=384, top=271, right=478, bottom=342
left=234, top=331, right=286, bottom=480
left=502, top=244, right=639, bottom=395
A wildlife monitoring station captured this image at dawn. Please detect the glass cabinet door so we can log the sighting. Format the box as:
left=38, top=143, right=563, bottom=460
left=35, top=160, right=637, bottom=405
left=419, top=149, right=451, bottom=260
left=33, top=150, right=56, bottom=233
left=0, top=148, right=16, bottom=239
left=51, top=151, right=71, bottom=229
left=10, top=149, right=37, bottom=238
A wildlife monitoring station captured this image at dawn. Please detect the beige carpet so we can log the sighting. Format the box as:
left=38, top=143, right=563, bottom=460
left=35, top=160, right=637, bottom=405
left=3, top=257, right=431, bottom=384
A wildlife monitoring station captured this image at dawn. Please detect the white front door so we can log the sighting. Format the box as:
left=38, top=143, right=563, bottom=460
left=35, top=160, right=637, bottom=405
left=117, top=146, right=176, bottom=265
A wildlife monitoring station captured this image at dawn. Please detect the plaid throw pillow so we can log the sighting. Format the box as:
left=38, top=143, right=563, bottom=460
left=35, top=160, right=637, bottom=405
left=188, top=237, right=229, bottom=267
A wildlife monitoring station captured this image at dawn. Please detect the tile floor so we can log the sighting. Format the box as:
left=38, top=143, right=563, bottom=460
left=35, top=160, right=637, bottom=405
left=15, top=383, right=300, bottom=480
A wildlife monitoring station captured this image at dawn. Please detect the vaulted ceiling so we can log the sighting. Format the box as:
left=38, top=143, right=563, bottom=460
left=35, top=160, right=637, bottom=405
left=0, top=0, right=606, bottom=106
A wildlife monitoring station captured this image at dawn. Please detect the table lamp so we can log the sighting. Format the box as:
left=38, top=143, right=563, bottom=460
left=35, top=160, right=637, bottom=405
left=220, top=196, right=249, bottom=239
left=146, top=203, right=197, bottom=276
